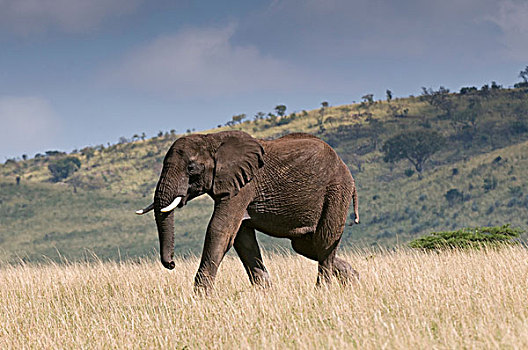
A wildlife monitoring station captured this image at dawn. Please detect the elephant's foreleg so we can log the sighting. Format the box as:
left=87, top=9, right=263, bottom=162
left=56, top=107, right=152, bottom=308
left=234, top=224, right=270, bottom=287
left=194, top=199, right=248, bottom=294
left=194, top=227, right=232, bottom=294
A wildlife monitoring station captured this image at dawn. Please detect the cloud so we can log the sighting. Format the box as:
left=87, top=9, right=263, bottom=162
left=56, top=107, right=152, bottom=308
left=486, top=0, right=528, bottom=60
left=104, top=24, right=303, bottom=98
left=0, top=0, right=141, bottom=35
left=0, top=96, right=60, bottom=159
left=242, top=0, right=507, bottom=61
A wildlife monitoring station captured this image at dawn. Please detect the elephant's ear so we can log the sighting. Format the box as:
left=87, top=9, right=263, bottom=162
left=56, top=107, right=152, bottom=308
left=212, top=135, right=264, bottom=198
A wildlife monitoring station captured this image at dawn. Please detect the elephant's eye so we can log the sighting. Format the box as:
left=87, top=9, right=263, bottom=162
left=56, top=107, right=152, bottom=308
left=187, top=162, right=203, bottom=176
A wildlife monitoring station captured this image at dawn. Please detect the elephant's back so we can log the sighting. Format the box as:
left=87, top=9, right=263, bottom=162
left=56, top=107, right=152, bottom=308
left=260, top=135, right=351, bottom=185
left=247, top=135, right=352, bottom=237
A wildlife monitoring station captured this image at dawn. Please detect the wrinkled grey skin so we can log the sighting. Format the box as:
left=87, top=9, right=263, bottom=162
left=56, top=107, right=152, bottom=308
left=140, top=131, right=359, bottom=293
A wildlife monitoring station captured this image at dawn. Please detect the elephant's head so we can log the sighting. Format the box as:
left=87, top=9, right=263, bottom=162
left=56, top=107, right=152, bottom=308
left=136, top=131, right=264, bottom=270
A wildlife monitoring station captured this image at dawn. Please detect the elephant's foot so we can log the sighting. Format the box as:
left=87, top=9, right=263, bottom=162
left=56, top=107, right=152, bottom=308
left=333, top=257, right=359, bottom=285
left=194, top=272, right=215, bottom=295
left=251, top=267, right=272, bottom=288
left=316, top=264, right=333, bottom=286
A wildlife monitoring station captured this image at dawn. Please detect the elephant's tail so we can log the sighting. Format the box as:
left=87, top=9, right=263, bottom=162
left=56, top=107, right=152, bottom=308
left=352, top=184, right=359, bottom=224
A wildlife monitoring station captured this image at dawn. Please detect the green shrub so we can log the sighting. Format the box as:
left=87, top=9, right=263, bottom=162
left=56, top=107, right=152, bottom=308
left=483, top=176, right=497, bottom=192
left=48, top=157, right=81, bottom=182
left=409, top=225, right=522, bottom=250
left=445, top=188, right=463, bottom=204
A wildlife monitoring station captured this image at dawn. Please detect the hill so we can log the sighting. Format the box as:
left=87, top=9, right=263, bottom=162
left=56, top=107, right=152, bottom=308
left=1, top=85, right=528, bottom=262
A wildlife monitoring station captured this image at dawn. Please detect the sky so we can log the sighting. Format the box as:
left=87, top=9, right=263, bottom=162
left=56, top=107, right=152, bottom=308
left=1, top=0, right=527, bottom=161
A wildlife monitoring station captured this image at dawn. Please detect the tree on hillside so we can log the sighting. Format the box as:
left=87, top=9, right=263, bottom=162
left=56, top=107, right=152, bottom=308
left=254, top=112, right=266, bottom=121
left=267, top=113, right=278, bottom=125
left=232, top=114, right=246, bottom=124
left=460, top=86, right=478, bottom=95
left=319, top=102, right=329, bottom=120
left=515, top=66, right=528, bottom=88
left=275, top=105, right=287, bottom=117
left=382, top=130, right=445, bottom=176
left=386, top=90, right=393, bottom=103
left=420, top=86, right=456, bottom=118
left=48, top=157, right=81, bottom=182
left=80, top=147, right=95, bottom=161
left=367, top=116, right=385, bottom=149
left=519, top=66, right=528, bottom=83
left=46, top=150, right=65, bottom=157
left=450, top=97, right=482, bottom=143
left=361, top=94, right=374, bottom=105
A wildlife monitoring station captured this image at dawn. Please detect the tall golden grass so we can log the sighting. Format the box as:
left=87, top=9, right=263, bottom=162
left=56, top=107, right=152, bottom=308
left=1, top=247, right=528, bottom=349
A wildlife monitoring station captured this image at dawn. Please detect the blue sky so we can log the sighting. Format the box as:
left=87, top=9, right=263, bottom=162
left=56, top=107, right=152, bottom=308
left=1, top=0, right=527, bottom=161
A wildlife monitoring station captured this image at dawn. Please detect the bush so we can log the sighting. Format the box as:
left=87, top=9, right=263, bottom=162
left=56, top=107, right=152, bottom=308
left=510, top=120, right=528, bottom=134
left=483, top=176, right=497, bottom=192
left=48, top=157, right=81, bottom=182
left=409, top=225, right=522, bottom=250
left=445, top=189, right=463, bottom=204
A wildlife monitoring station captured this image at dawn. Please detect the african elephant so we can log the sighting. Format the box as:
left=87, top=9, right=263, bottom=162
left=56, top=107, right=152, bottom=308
left=136, top=131, right=359, bottom=293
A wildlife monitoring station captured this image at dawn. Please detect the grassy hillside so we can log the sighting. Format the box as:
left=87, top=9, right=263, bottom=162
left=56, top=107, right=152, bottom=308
left=1, top=86, right=528, bottom=262
left=2, top=248, right=528, bottom=348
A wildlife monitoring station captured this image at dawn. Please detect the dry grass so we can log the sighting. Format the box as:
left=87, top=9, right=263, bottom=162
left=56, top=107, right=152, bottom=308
left=1, top=248, right=528, bottom=349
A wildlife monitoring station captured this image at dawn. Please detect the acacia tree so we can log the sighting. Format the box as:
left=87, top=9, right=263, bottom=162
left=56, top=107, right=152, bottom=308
left=516, top=66, right=528, bottom=88
left=386, top=89, right=393, bottom=102
left=420, top=86, right=456, bottom=117
left=48, top=156, right=81, bottom=182
left=232, top=113, right=246, bottom=124
left=274, top=105, right=287, bottom=117
left=382, top=130, right=445, bottom=176
left=450, top=97, right=481, bottom=143
left=254, top=112, right=266, bottom=121
left=519, top=66, right=528, bottom=83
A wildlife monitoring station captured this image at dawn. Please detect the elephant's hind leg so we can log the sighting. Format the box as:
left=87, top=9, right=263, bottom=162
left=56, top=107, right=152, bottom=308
left=332, top=256, right=359, bottom=285
left=234, top=224, right=271, bottom=287
left=291, top=235, right=358, bottom=286
left=313, top=185, right=359, bottom=286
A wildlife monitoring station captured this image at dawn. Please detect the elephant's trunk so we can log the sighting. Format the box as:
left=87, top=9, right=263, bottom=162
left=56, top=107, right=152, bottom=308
left=155, top=210, right=176, bottom=270
left=154, top=169, right=181, bottom=270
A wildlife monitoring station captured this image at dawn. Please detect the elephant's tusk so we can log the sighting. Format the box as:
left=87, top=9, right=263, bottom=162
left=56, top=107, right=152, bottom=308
left=161, top=197, right=182, bottom=213
left=242, top=210, right=251, bottom=221
left=135, top=203, right=154, bottom=215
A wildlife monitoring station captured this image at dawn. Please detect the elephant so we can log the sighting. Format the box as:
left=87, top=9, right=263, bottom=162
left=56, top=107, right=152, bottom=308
left=136, top=131, right=359, bottom=293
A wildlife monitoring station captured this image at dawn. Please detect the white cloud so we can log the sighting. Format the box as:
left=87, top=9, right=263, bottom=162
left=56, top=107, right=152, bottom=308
left=0, top=96, right=60, bottom=159
left=487, top=0, right=528, bottom=60
left=105, top=24, right=302, bottom=98
left=0, top=0, right=141, bottom=35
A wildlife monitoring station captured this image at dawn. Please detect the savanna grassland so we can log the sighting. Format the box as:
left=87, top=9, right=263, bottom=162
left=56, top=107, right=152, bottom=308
left=1, top=248, right=528, bottom=349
